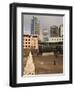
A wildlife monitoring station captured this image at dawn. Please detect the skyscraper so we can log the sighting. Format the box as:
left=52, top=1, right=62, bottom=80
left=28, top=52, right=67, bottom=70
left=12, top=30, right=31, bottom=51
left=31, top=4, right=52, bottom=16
left=31, top=16, right=40, bottom=35
left=50, top=25, right=59, bottom=37
left=42, top=28, right=49, bottom=42
left=59, top=24, right=63, bottom=37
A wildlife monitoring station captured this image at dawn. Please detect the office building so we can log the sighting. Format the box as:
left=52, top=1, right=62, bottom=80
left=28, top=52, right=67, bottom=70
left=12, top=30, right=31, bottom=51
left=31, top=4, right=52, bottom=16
left=42, top=28, right=49, bottom=42
left=31, top=16, right=40, bottom=35
left=50, top=25, right=59, bottom=37
left=59, top=24, right=63, bottom=37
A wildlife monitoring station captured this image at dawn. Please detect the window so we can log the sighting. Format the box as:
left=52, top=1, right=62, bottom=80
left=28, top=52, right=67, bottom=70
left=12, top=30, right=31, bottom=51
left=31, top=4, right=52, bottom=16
left=28, top=39, right=30, bottom=41
left=26, top=42, right=27, bottom=44
left=26, top=39, right=27, bottom=41
left=25, top=45, right=27, bottom=47
left=28, top=45, right=30, bottom=47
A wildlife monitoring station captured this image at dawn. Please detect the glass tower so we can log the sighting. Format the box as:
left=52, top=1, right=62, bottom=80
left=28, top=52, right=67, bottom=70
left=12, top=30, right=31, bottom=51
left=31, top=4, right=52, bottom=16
left=31, top=16, right=40, bottom=35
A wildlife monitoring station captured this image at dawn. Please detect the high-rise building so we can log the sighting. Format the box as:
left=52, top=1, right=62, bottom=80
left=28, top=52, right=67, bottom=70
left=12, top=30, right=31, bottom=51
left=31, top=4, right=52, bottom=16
left=42, top=28, right=49, bottom=42
left=50, top=25, right=59, bottom=37
left=39, top=27, right=43, bottom=41
left=31, top=16, right=40, bottom=35
left=59, top=24, right=63, bottom=37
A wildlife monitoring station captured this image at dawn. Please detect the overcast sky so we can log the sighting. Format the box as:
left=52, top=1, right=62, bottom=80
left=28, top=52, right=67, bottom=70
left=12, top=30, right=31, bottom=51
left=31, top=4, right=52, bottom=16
left=22, top=14, right=63, bottom=34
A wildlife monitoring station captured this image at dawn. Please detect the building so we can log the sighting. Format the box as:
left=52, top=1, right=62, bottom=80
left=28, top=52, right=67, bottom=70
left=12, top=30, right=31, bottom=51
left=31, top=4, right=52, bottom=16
left=50, top=25, right=59, bottom=37
left=42, top=28, right=49, bottom=42
left=23, top=34, right=38, bottom=50
left=59, top=24, right=63, bottom=37
left=31, top=16, right=40, bottom=35
left=48, top=37, right=63, bottom=43
left=38, top=27, right=43, bottom=41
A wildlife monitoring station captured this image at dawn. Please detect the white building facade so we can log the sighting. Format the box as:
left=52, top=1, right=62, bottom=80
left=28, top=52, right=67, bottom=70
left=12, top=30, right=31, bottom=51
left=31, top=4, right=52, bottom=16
left=48, top=37, right=63, bottom=43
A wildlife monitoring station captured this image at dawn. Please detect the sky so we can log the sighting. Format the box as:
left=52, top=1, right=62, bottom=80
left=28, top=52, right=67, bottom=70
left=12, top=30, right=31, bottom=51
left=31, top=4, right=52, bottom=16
left=22, top=14, right=63, bottom=34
